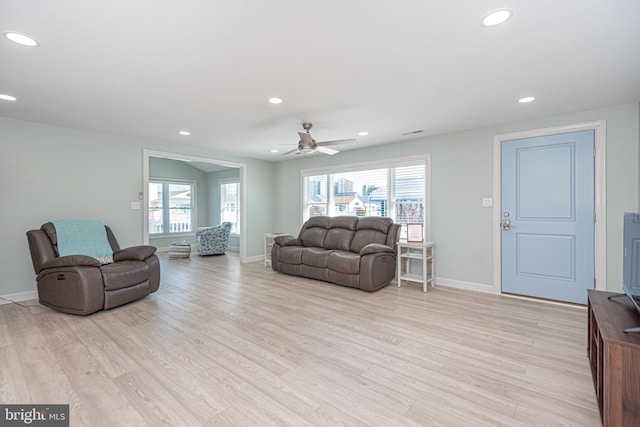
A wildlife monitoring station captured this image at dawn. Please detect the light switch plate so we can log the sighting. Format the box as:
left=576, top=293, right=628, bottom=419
left=482, top=198, right=493, bottom=207
left=131, top=201, right=141, bottom=210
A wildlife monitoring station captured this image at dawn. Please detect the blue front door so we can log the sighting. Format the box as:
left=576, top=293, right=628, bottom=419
left=501, top=130, right=594, bottom=304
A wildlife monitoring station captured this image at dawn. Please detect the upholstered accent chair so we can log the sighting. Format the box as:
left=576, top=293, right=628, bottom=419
left=196, top=222, right=232, bottom=255
left=26, top=222, right=160, bottom=315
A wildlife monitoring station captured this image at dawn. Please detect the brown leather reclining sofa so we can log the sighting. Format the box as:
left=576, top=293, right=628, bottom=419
left=271, top=216, right=400, bottom=291
left=26, top=222, right=160, bottom=315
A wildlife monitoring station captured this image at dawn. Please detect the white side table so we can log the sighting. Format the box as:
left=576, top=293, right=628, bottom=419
left=397, top=241, right=435, bottom=292
left=264, top=233, right=291, bottom=267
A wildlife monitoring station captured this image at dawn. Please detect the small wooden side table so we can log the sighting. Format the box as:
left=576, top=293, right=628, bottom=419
left=264, top=233, right=291, bottom=267
left=396, top=241, right=435, bottom=292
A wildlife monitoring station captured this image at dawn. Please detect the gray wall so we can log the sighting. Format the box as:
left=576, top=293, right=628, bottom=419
left=1, top=117, right=275, bottom=297
left=2, top=102, right=638, bottom=299
left=273, top=103, right=640, bottom=292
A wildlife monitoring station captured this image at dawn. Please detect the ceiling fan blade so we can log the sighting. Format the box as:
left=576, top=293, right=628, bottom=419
left=316, top=146, right=339, bottom=155
left=316, top=138, right=357, bottom=147
left=298, top=132, right=314, bottom=145
left=282, top=147, right=301, bottom=155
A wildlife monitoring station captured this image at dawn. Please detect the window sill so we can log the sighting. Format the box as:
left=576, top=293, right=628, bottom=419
left=150, top=232, right=195, bottom=239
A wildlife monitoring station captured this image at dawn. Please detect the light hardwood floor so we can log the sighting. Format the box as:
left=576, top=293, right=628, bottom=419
left=1, top=253, right=601, bottom=426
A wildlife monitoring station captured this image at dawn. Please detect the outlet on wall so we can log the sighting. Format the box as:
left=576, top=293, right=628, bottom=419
left=482, top=198, right=493, bottom=207
left=131, top=202, right=141, bottom=210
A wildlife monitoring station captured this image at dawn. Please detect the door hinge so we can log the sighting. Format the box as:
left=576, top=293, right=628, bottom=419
left=594, top=212, right=596, bottom=223
left=594, top=146, right=596, bottom=157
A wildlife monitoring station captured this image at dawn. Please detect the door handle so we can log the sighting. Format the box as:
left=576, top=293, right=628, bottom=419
left=502, top=219, right=511, bottom=231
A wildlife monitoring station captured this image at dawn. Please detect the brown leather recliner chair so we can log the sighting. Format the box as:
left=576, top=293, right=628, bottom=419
left=26, top=222, right=160, bottom=315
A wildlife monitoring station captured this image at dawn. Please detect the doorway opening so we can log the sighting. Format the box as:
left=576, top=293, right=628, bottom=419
left=142, top=149, right=248, bottom=263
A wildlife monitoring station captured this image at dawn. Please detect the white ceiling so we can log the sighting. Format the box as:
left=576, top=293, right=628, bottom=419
left=1, top=1, right=639, bottom=162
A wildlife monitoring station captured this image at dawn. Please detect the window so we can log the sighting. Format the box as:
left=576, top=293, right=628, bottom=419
left=149, top=179, right=195, bottom=235
left=302, top=157, right=429, bottom=240
left=220, top=179, right=240, bottom=234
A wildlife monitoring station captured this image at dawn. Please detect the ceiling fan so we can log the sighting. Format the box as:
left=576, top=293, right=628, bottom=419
left=283, top=123, right=357, bottom=156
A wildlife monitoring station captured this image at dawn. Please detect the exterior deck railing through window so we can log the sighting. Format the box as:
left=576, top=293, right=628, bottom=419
left=149, top=220, right=192, bottom=234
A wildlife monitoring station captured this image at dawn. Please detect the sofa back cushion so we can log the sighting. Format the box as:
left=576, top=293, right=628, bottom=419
left=350, top=217, right=394, bottom=253
left=299, top=216, right=330, bottom=247
left=323, top=216, right=358, bottom=251
left=297, top=216, right=397, bottom=254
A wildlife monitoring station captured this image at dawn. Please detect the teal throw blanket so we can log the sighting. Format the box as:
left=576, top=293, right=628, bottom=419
left=52, top=219, right=114, bottom=264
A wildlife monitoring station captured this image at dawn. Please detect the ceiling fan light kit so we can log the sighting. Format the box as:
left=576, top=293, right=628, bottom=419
left=298, top=146, right=315, bottom=153
left=283, top=122, right=357, bottom=156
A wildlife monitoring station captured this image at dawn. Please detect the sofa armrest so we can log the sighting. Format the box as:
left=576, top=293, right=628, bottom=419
left=360, top=243, right=395, bottom=256
left=274, top=236, right=300, bottom=246
left=113, top=245, right=157, bottom=261
left=42, top=255, right=101, bottom=269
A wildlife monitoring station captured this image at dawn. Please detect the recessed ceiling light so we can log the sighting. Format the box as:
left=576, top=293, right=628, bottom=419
left=0, top=93, right=17, bottom=101
left=3, top=31, right=39, bottom=47
left=270, top=149, right=279, bottom=153
left=482, top=9, right=512, bottom=27
left=178, top=130, right=191, bottom=136
left=268, top=97, right=283, bottom=104
left=518, top=96, right=535, bottom=103
left=358, top=131, right=369, bottom=136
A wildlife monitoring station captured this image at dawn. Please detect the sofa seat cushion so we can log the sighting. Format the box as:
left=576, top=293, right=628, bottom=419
left=301, top=247, right=332, bottom=268
left=278, top=246, right=305, bottom=265
left=100, top=260, right=149, bottom=291
left=328, top=250, right=360, bottom=274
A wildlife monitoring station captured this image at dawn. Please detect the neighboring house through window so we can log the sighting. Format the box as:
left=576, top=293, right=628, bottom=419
left=220, top=178, right=240, bottom=235
left=149, top=179, right=195, bottom=235
left=302, top=156, right=430, bottom=240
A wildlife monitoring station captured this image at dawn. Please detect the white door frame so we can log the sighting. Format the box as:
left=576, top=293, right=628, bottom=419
left=142, top=149, right=248, bottom=263
left=492, top=121, right=606, bottom=295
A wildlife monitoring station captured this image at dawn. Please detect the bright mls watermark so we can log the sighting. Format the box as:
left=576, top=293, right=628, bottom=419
left=1, top=405, right=69, bottom=426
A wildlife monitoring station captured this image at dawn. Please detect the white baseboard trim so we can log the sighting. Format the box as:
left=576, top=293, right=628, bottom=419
left=243, top=255, right=264, bottom=264
left=157, top=245, right=240, bottom=254
left=0, top=290, right=38, bottom=305
left=435, top=277, right=497, bottom=295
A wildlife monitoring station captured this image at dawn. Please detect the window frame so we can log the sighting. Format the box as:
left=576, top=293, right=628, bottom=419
left=300, top=155, right=431, bottom=241
left=219, top=177, right=240, bottom=236
left=148, top=178, right=197, bottom=237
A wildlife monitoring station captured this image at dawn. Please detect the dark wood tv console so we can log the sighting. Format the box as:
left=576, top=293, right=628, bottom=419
left=587, top=289, right=640, bottom=426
